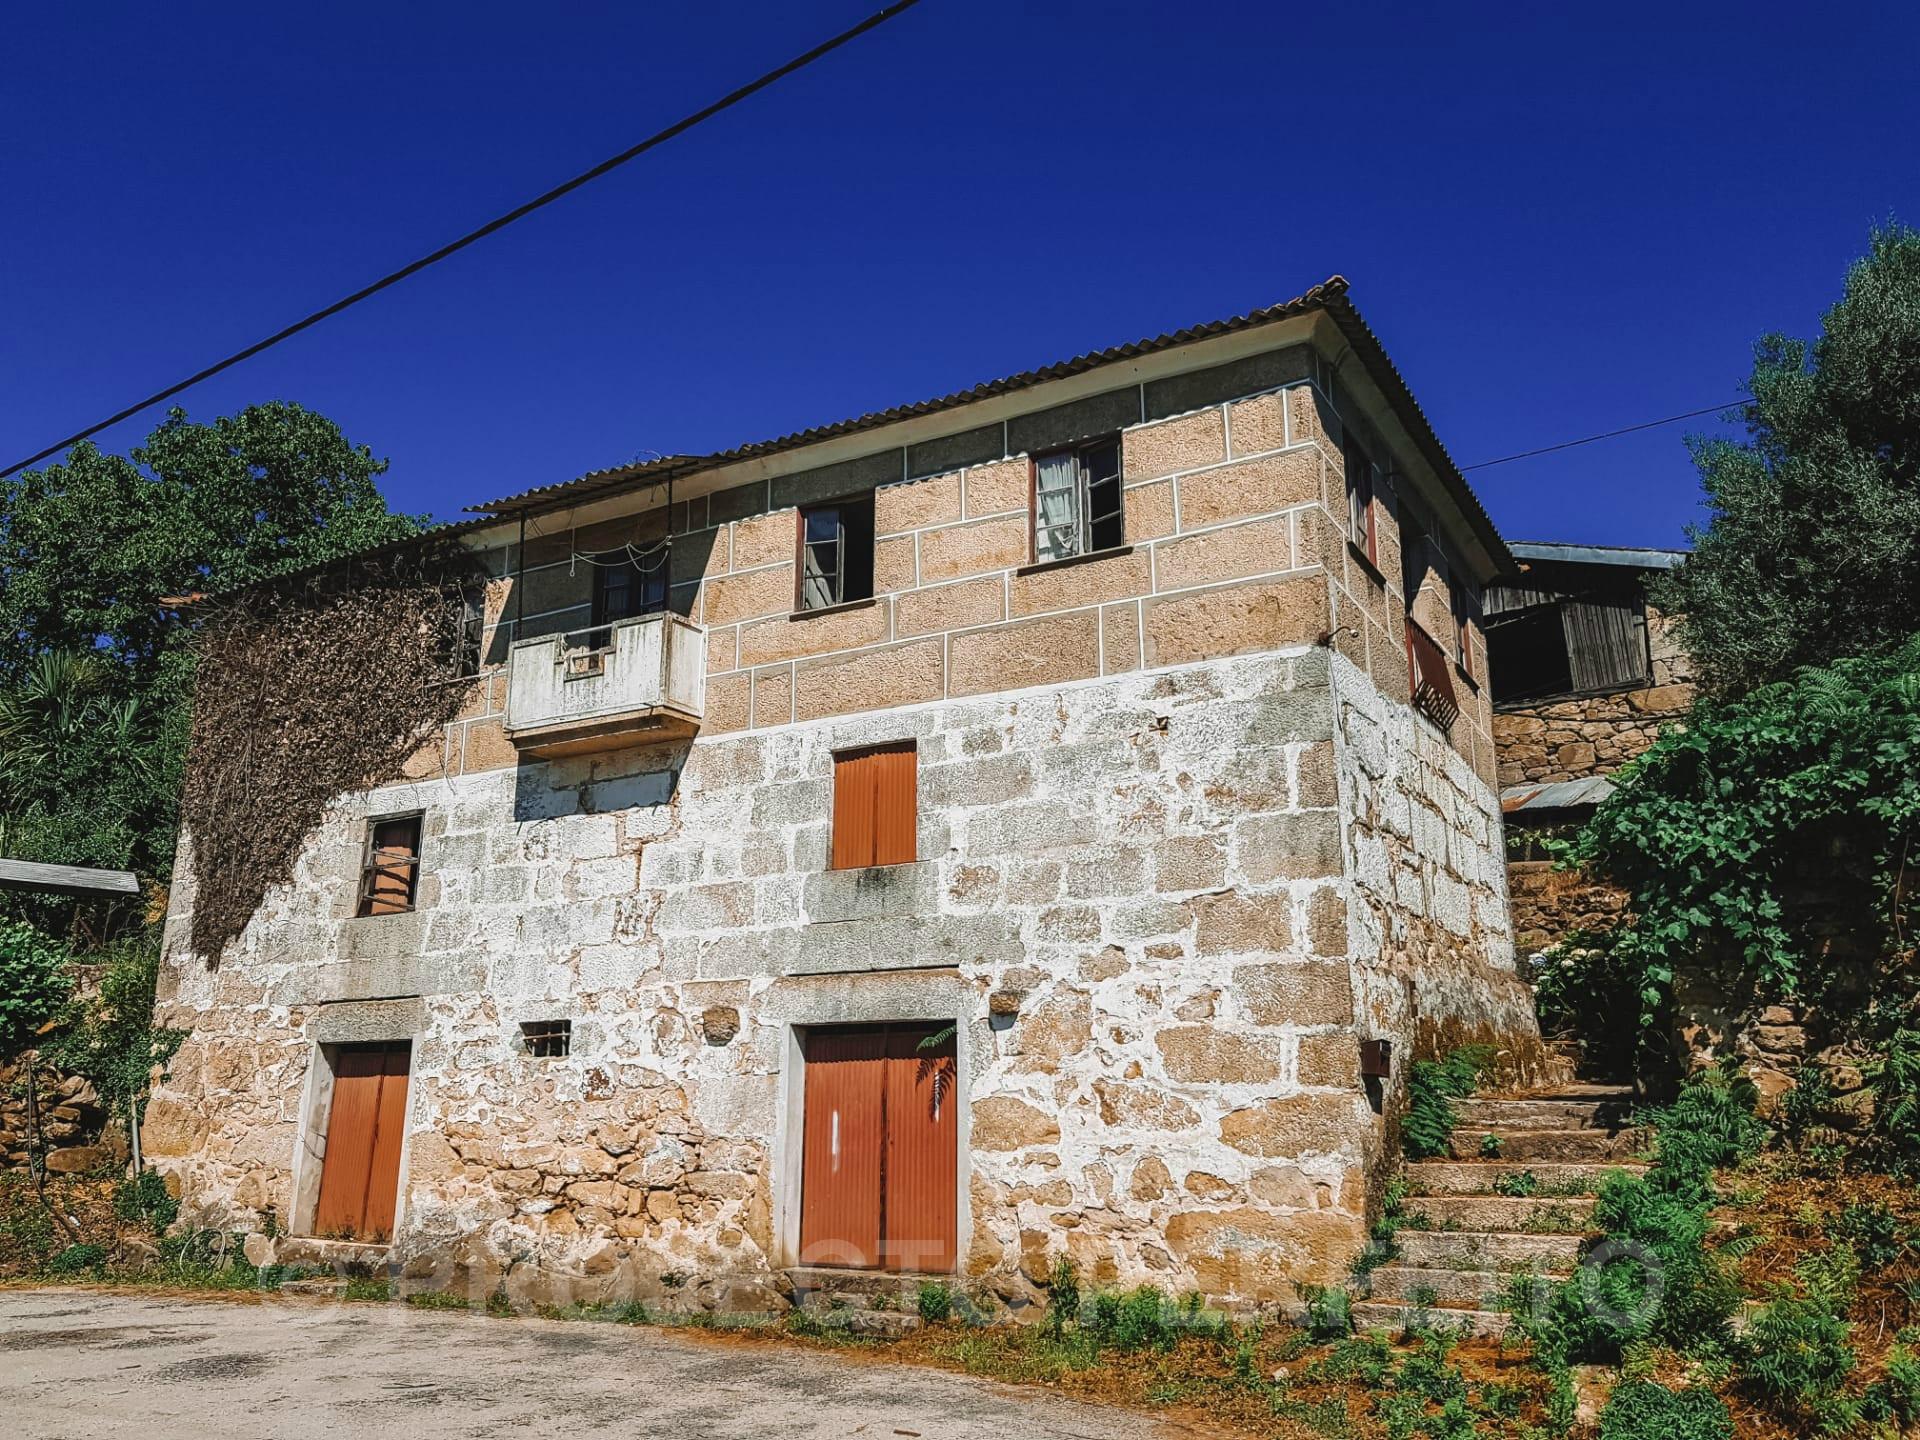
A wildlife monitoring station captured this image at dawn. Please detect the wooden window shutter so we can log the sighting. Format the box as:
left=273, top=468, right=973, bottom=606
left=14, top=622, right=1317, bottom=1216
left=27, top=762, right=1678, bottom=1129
left=832, top=742, right=917, bottom=869
left=359, top=815, right=422, bottom=916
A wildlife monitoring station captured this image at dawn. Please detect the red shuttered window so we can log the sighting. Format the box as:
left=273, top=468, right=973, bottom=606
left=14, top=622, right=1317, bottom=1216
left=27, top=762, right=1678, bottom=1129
left=357, top=814, right=422, bottom=917
left=831, top=742, right=917, bottom=870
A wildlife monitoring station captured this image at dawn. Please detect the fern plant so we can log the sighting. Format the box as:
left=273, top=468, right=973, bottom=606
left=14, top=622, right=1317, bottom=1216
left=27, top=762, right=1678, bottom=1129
left=1401, top=1046, right=1496, bottom=1159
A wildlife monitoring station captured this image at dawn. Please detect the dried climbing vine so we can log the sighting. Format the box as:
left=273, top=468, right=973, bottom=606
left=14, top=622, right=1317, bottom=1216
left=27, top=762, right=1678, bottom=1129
left=181, top=541, right=484, bottom=959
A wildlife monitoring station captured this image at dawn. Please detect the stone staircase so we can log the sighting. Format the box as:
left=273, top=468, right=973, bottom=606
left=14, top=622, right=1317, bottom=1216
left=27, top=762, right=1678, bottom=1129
left=1353, top=1084, right=1641, bottom=1337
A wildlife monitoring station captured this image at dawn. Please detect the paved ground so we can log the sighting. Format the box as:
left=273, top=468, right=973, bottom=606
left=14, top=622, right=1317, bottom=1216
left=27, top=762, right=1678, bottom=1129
left=0, top=1289, right=1213, bottom=1440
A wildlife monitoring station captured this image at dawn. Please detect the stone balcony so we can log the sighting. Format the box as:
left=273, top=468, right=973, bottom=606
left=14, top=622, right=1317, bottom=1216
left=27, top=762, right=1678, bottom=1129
left=504, top=613, right=706, bottom=757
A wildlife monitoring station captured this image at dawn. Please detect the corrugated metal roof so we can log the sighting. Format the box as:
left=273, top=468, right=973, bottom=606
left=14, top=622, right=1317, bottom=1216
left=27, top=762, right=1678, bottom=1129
left=1501, top=776, right=1618, bottom=813
left=463, top=277, right=1512, bottom=575
left=1510, top=541, right=1687, bottom=571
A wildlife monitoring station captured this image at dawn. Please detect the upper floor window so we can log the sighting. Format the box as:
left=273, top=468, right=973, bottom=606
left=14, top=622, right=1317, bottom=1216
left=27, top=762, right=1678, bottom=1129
left=1452, top=574, right=1477, bottom=682
left=1032, top=437, right=1122, bottom=563
left=590, top=551, right=668, bottom=644
left=450, top=587, right=486, bottom=679
left=1344, top=433, right=1379, bottom=568
left=798, top=495, right=875, bottom=611
left=831, top=741, right=917, bottom=869
left=357, top=813, right=422, bottom=917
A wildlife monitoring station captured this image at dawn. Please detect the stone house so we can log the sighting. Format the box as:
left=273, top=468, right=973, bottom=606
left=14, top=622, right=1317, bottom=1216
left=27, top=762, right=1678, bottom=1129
left=145, top=276, right=1545, bottom=1314
left=1485, top=542, right=1693, bottom=956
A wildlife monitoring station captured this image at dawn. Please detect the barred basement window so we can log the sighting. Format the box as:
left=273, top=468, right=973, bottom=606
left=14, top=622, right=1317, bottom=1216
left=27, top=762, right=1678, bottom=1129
left=1032, top=437, right=1123, bottom=563
left=520, top=1019, right=572, bottom=1058
left=356, top=813, right=422, bottom=917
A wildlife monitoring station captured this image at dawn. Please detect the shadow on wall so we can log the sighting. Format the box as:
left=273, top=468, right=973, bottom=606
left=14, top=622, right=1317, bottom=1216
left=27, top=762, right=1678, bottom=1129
left=509, top=741, right=691, bottom=825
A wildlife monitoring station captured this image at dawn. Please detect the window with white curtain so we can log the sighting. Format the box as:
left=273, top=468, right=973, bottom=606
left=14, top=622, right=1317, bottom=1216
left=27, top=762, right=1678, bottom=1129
left=1032, top=438, right=1123, bottom=563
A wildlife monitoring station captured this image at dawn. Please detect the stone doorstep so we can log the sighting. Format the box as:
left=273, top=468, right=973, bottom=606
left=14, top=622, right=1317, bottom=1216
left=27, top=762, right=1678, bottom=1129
left=785, top=1265, right=947, bottom=1310
left=1349, top=1300, right=1507, bottom=1340
left=272, top=1236, right=394, bottom=1275
left=1401, top=1160, right=1647, bottom=1197
left=1445, top=1127, right=1643, bottom=1163
left=1394, top=1230, right=1584, bottom=1272
left=1400, top=1194, right=1597, bottom=1233
left=1365, top=1263, right=1568, bottom=1309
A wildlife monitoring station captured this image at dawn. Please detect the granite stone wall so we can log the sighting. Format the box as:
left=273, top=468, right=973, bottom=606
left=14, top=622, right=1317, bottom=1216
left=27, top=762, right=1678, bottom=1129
left=148, top=643, right=1535, bottom=1313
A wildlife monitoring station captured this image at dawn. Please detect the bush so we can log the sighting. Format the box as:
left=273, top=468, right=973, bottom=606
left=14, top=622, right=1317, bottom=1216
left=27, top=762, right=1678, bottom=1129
left=916, top=1281, right=952, bottom=1324
left=1864, top=1025, right=1920, bottom=1177
left=1888, top=1343, right=1920, bottom=1421
left=49, top=1242, right=107, bottom=1274
left=1646, top=1060, right=1765, bottom=1197
left=1744, top=1290, right=1856, bottom=1415
left=1530, top=932, right=1644, bottom=1080
left=1827, top=1200, right=1910, bottom=1269
left=1045, top=1256, right=1080, bottom=1339
left=1301, top=1284, right=1353, bottom=1340
left=0, top=919, right=72, bottom=1056
left=1597, top=1379, right=1734, bottom=1440
left=1082, top=1286, right=1179, bottom=1352
left=1402, top=1046, right=1495, bottom=1159
left=112, top=1169, right=179, bottom=1230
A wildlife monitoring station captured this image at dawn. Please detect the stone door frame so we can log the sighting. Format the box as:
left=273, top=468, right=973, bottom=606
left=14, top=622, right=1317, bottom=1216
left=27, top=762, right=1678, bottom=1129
left=768, top=970, right=973, bottom=1273
left=289, top=998, right=426, bottom=1240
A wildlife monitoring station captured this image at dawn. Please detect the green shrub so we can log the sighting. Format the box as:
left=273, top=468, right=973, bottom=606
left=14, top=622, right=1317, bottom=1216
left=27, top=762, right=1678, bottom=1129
left=1744, top=1290, right=1856, bottom=1414
left=1402, top=1046, right=1495, bottom=1160
left=1045, top=1256, right=1080, bottom=1338
left=0, top=919, right=72, bottom=1057
left=49, top=1242, right=107, bottom=1274
left=1827, top=1200, right=1909, bottom=1268
left=1887, top=1343, right=1920, bottom=1421
left=1530, top=931, right=1645, bottom=1079
left=1645, top=1060, right=1764, bottom=1196
left=1301, top=1284, right=1353, bottom=1340
left=1864, top=1026, right=1920, bottom=1177
left=1597, top=1379, right=1734, bottom=1440
left=916, top=1281, right=952, bottom=1324
left=1494, top=1170, right=1539, bottom=1198
left=112, top=1169, right=178, bottom=1230
left=1082, top=1286, right=1178, bottom=1351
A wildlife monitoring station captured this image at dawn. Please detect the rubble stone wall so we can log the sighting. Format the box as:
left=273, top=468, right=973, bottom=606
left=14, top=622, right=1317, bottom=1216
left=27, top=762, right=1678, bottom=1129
left=1492, top=608, right=1693, bottom=790
left=148, top=642, right=1534, bottom=1313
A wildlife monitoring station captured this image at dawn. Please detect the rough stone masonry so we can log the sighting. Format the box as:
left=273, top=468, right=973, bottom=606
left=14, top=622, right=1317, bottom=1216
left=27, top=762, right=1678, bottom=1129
left=145, top=285, right=1545, bottom=1317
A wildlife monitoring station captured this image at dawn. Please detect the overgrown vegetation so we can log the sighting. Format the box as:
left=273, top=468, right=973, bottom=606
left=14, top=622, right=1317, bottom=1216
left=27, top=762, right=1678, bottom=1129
left=181, top=541, right=481, bottom=958
left=1402, top=1045, right=1496, bottom=1159
left=0, top=917, right=72, bottom=1053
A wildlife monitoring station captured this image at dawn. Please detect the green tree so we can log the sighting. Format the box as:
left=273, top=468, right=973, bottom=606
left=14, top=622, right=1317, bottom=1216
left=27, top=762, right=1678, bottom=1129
left=1661, top=225, right=1920, bottom=697
left=0, top=918, right=72, bottom=1056
left=0, top=403, right=420, bottom=899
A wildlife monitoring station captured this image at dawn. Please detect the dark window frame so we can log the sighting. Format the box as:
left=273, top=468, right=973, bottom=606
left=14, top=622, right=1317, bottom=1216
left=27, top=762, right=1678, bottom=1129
left=356, top=812, right=423, bottom=917
left=1029, top=435, right=1124, bottom=564
left=520, top=1019, right=573, bottom=1059
left=795, top=493, right=877, bottom=612
left=1344, top=432, right=1379, bottom=569
left=588, top=550, right=670, bottom=646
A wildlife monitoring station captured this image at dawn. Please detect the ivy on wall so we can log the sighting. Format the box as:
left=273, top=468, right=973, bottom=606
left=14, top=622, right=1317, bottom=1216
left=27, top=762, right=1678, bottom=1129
left=180, top=542, right=484, bottom=960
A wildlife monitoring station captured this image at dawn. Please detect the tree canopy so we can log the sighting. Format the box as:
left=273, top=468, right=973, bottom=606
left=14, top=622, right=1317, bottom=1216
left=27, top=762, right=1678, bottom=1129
left=0, top=402, right=421, bottom=918
left=1661, top=224, right=1920, bottom=697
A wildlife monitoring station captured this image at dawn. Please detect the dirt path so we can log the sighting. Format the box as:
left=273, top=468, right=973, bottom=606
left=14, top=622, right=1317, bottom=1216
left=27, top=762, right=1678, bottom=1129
left=0, top=1288, right=1214, bottom=1440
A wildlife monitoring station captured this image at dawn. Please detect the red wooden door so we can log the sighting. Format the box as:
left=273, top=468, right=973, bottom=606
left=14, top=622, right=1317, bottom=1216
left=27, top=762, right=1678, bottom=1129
left=798, top=1023, right=957, bottom=1272
left=312, top=1042, right=411, bottom=1241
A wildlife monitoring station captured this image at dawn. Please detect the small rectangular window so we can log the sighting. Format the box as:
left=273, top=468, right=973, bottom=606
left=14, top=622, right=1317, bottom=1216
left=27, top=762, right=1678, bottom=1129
left=1032, top=437, right=1123, bottom=563
left=1452, top=576, right=1477, bottom=681
left=589, top=549, right=669, bottom=646
left=831, top=742, right=917, bottom=869
left=357, top=814, right=422, bottom=917
left=1344, top=433, right=1378, bottom=567
left=520, top=1019, right=572, bottom=1058
left=451, top=588, right=486, bottom=679
left=798, top=495, right=876, bottom=611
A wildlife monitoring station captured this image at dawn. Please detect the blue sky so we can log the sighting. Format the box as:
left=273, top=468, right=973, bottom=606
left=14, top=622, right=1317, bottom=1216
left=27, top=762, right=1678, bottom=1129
left=5, top=2, right=1916, bottom=548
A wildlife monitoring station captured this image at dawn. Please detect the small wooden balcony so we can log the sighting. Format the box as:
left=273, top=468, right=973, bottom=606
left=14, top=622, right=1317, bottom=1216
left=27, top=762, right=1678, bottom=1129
left=504, top=614, right=706, bottom=757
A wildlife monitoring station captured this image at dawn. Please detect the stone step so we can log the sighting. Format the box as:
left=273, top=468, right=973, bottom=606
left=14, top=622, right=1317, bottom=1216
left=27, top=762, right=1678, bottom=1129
left=1446, top=1127, right=1642, bottom=1163
left=785, top=1266, right=942, bottom=1313
left=1401, top=1193, right=1596, bottom=1233
left=1350, top=1299, right=1508, bottom=1339
left=1396, top=1229, right=1585, bottom=1272
left=1402, top=1160, right=1645, bottom=1196
left=1453, top=1097, right=1634, bottom=1130
left=271, top=1237, right=393, bottom=1275
left=1366, top=1263, right=1564, bottom=1309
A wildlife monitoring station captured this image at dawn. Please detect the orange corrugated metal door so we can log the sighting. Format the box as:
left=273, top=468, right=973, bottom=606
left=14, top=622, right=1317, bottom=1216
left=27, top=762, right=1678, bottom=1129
left=312, top=1042, right=411, bottom=1241
left=831, top=751, right=877, bottom=870
left=799, top=1027, right=886, bottom=1267
left=882, top=1024, right=957, bottom=1272
left=871, top=745, right=918, bottom=867
left=832, top=743, right=916, bottom=869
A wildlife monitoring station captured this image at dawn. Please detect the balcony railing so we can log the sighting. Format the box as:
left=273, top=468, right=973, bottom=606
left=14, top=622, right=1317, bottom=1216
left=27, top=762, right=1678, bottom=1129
left=504, top=613, right=706, bottom=756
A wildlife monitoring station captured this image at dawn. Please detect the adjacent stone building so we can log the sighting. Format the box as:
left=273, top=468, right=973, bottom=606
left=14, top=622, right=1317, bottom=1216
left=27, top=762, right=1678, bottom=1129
left=1484, top=542, right=1693, bottom=955
left=146, top=277, right=1545, bottom=1314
